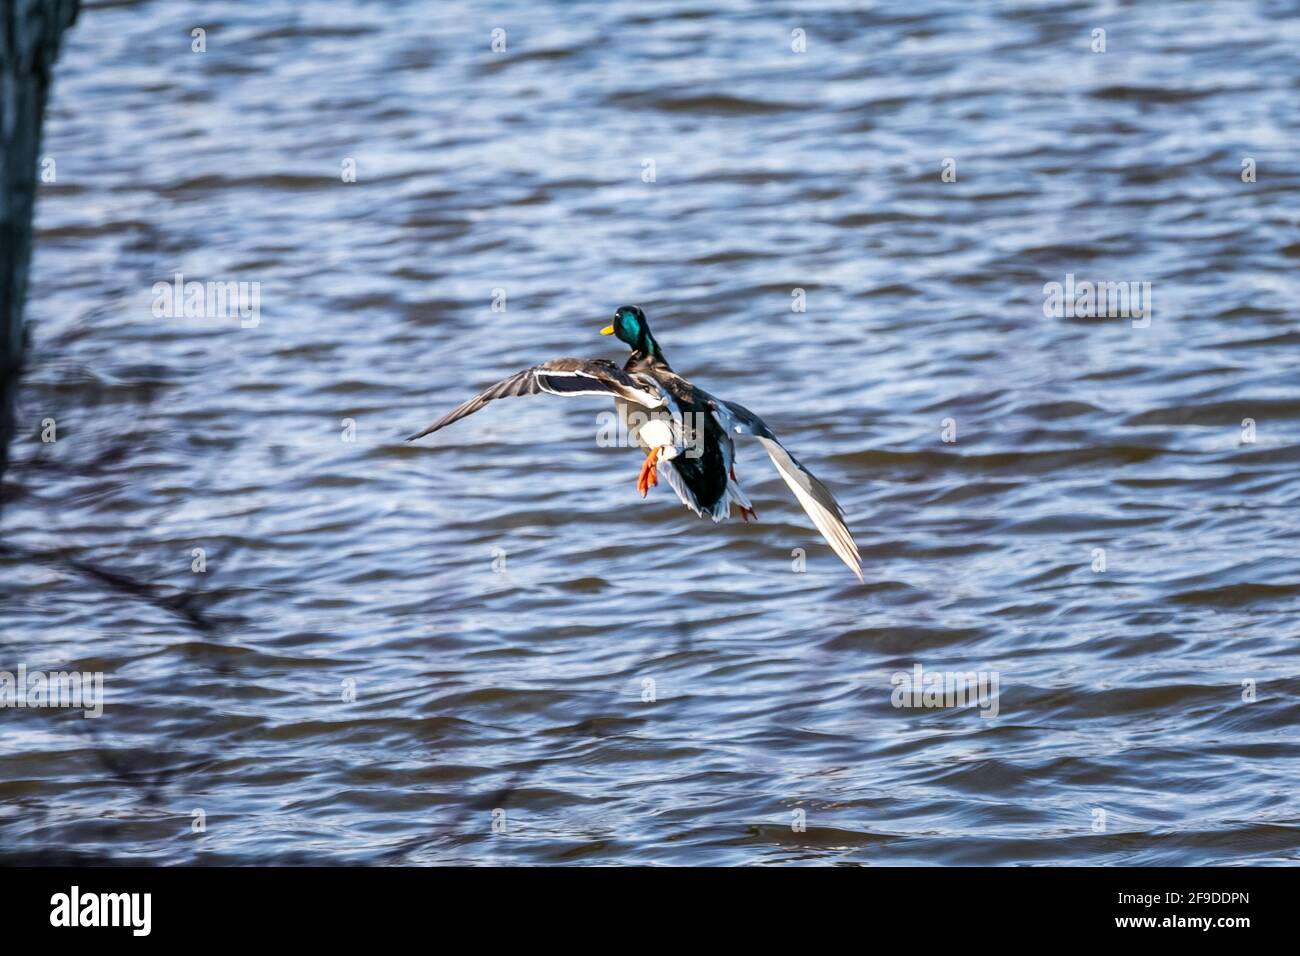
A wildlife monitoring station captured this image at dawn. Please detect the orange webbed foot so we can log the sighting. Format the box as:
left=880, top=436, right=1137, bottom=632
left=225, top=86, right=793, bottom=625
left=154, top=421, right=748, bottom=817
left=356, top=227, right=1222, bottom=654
left=636, top=447, right=661, bottom=498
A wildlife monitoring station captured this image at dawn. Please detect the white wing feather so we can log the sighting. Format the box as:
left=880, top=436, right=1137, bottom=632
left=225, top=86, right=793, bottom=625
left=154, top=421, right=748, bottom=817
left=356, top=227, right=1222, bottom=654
left=710, top=397, right=863, bottom=582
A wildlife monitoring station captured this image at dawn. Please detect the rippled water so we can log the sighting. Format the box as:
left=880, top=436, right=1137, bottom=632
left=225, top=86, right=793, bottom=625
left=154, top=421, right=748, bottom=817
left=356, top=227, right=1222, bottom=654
left=2, top=0, right=1299, bottom=865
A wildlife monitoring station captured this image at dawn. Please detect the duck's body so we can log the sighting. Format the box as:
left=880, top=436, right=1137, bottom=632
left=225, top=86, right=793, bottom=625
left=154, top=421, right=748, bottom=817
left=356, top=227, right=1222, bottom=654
left=614, top=347, right=748, bottom=521
left=408, top=306, right=862, bottom=580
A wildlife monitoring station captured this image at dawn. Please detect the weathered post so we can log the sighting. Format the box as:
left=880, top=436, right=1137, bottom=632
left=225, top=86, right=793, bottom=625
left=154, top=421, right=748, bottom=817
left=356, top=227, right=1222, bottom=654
left=0, top=0, right=80, bottom=498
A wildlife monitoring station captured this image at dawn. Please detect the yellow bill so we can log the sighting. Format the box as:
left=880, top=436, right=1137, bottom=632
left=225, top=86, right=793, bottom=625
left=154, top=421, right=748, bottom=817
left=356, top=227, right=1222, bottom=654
left=600, top=324, right=615, bottom=335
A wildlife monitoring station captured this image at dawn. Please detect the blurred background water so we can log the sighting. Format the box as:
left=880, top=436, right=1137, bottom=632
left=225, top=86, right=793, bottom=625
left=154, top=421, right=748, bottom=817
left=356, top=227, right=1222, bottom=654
left=2, top=0, right=1299, bottom=865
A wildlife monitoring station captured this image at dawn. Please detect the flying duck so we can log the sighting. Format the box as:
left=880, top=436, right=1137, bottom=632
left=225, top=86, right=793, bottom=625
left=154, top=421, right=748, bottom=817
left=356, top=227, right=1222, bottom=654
left=407, top=306, right=862, bottom=580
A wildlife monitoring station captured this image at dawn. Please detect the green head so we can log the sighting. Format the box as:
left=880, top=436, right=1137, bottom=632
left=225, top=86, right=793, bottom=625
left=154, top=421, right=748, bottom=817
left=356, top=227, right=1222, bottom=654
left=600, top=305, right=664, bottom=360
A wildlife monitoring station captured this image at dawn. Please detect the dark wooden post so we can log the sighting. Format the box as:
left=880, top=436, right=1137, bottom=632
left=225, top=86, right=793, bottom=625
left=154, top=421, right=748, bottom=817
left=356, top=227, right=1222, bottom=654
left=0, top=0, right=80, bottom=497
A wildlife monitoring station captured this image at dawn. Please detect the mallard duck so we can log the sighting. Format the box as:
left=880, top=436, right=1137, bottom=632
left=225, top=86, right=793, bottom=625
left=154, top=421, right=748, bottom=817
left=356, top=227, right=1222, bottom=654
left=407, top=305, right=862, bottom=580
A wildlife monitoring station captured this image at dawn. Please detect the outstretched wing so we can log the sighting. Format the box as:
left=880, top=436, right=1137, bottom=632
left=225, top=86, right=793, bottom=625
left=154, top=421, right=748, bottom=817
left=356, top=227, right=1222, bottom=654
left=709, top=397, right=863, bottom=582
left=407, top=358, right=663, bottom=441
